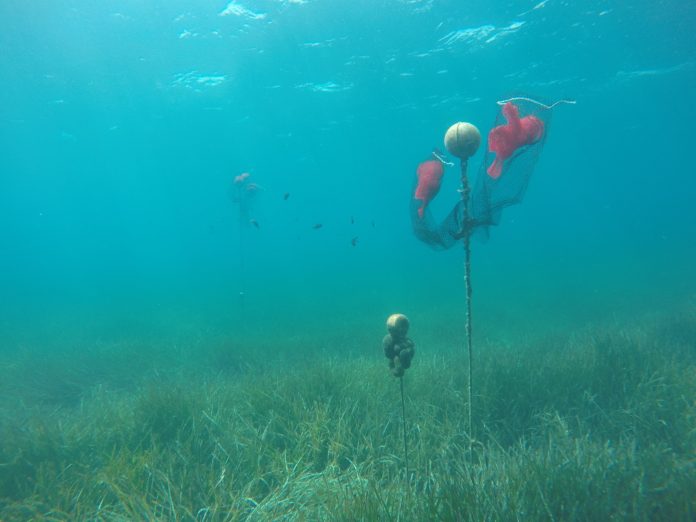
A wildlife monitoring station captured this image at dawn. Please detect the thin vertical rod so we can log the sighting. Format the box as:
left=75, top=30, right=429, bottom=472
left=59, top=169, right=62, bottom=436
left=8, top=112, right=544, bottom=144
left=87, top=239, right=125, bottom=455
left=238, top=203, right=246, bottom=320
left=400, top=376, right=409, bottom=483
left=460, top=160, right=474, bottom=458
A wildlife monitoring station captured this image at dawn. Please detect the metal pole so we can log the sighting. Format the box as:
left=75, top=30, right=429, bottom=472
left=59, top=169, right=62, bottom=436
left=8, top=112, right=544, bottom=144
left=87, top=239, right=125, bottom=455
left=460, top=160, right=474, bottom=458
left=400, top=376, right=409, bottom=483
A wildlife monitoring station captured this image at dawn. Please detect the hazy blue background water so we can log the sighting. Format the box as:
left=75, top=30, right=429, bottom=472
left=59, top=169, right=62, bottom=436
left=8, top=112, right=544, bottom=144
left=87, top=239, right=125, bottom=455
left=1, top=0, right=694, bottom=352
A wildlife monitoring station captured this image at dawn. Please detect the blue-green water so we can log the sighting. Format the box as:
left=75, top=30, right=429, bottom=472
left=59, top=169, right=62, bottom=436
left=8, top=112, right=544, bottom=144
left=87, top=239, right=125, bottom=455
left=1, top=0, right=694, bottom=348
left=1, top=3, right=696, bottom=519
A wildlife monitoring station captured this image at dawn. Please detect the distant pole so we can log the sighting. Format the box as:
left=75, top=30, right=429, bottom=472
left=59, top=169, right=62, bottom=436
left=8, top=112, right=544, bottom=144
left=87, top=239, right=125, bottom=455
left=238, top=213, right=245, bottom=317
left=232, top=172, right=256, bottom=329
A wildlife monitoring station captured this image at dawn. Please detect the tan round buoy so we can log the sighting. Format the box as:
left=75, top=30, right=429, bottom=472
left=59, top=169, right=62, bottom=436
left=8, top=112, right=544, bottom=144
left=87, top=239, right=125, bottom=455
left=386, top=313, right=410, bottom=339
left=444, top=122, right=481, bottom=159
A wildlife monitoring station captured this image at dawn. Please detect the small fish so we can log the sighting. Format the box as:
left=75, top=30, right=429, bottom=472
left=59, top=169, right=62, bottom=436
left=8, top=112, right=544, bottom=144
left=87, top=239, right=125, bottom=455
left=371, top=220, right=375, bottom=228
left=249, top=218, right=260, bottom=229
left=283, top=192, right=290, bottom=200
left=351, top=236, right=358, bottom=247
left=350, top=216, right=355, bottom=225
left=312, top=223, right=323, bottom=230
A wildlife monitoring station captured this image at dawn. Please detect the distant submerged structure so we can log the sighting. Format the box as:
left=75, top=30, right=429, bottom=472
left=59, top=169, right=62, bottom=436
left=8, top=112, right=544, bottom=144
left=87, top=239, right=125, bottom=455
left=229, top=171, right=261, bottom=318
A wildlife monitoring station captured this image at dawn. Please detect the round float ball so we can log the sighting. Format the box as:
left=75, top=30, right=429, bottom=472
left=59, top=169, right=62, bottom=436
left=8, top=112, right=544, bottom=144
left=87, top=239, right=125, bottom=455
left=444, top=122, right=481, bottom=159
left=400, top=347, right=414, bottom=369
left=387, top=314, right=410, bottom=339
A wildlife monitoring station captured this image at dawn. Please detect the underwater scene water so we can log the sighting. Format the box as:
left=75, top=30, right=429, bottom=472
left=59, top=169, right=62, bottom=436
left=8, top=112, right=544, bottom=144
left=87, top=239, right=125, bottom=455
left=1, top=0, right=695, bottom=520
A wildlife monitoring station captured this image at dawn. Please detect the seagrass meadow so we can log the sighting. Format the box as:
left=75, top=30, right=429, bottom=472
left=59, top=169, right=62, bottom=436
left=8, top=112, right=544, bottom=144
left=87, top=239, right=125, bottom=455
left=1, top=300, right=694, bottom=521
